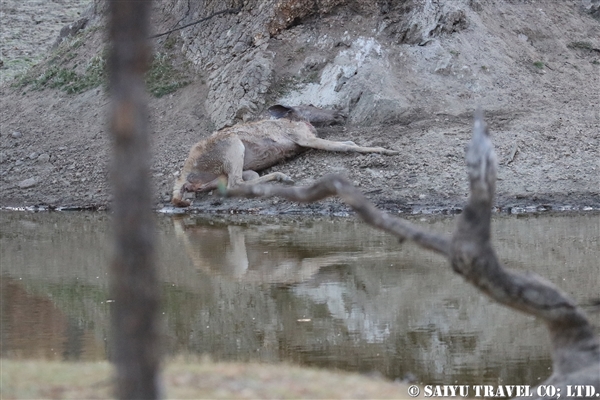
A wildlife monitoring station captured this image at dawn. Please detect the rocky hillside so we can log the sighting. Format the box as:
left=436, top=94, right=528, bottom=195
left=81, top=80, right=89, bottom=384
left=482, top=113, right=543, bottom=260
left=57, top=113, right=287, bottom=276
left=0, top=0, right=598, bottom=212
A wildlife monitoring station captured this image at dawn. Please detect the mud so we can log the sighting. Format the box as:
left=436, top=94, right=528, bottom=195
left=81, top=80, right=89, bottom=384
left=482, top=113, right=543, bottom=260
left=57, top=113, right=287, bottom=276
left=0, top=0, right=599, bottom=215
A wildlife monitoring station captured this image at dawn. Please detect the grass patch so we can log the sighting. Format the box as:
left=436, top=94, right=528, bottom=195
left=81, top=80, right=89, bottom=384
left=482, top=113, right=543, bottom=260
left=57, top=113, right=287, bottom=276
left=16, top=53, right=107, bottom=94
left=265, top=76, right=302, bottom=104
left=533, top=61, right=545, bottom=69
left=15, top=50, right=191, bottom=97
left=163, top=35, right=177, bottom=50
left=146, top=52, right=191, bottom=98
left=568, top=41, right=594, bottom=50
left=13, top=23, right=190, bottom=97
left=265, top=71, right=320, bottom=104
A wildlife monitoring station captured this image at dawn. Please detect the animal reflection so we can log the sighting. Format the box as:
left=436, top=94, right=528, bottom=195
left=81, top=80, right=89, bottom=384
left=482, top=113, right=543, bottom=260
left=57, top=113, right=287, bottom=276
left=173, top=217, right=357, bottom=284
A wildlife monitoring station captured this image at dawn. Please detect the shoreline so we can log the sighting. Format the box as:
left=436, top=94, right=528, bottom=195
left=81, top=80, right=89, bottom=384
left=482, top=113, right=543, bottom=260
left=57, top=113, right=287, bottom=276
left=2, top=196, right=599, bottom=216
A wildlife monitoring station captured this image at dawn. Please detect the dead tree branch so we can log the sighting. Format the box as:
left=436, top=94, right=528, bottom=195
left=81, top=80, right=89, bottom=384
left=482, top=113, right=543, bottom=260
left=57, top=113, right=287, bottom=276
left=149, top=7, right=242, bottom=39
left=227, top=177, right=451, bottom=256
left=226, top=109, right=600, bottom=396
left=108, top=1, right=161, bottom=399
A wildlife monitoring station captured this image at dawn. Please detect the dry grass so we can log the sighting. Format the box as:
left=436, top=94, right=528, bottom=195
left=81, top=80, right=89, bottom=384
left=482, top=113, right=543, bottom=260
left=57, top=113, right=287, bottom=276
left=1, top=358, right=417, bottom=399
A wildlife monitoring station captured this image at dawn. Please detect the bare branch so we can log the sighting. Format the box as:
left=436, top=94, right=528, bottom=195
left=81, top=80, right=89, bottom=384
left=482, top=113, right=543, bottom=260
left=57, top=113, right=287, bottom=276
left=451, top=110, right=599, bottom=381
left=149, top=7, right=241, bottom=39
left=226, top=108, right=599, bottom=393
left=227, top=176, right=451, bottom=256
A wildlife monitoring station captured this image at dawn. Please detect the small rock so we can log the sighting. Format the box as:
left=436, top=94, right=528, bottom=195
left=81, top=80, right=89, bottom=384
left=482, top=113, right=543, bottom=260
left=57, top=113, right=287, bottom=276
left=37, top=153, right=50, bottom=163
left=18, top=178, right=37, bottom=189
left=12, top=131, right=22, bottom=138
left=29, top=152, right=39, bottom=160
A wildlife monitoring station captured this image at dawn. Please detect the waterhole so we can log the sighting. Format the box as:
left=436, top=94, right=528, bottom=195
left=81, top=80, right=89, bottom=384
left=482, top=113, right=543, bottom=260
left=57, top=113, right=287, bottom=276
left=1, top=211, right=598, bottom=386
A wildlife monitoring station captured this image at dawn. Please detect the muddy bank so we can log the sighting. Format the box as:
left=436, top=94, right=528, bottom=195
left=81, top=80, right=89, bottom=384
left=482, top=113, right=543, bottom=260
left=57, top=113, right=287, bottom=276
left=0, top=0, right=599, bottom=214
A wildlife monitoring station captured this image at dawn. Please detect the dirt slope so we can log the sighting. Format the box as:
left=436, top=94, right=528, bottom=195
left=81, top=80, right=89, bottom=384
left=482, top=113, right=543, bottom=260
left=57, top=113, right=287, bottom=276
left=0, top=0, right=598, bottom=214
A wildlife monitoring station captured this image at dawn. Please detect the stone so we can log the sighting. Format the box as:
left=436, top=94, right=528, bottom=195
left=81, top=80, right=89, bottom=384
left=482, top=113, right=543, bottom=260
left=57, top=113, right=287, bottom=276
left=11, top=131, right=22, bottom=138
left=52, top=17, right=88, bottom=48
left=37, top=153, right=50, bottom=163
left=581, top=0, right=600, bottom=20
left=18, top=178, right=37, bottom=189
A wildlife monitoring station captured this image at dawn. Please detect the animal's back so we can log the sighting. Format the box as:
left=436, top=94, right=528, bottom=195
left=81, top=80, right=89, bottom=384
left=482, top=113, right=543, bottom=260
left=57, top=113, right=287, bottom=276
left=206, top=118, right=315, bottom=171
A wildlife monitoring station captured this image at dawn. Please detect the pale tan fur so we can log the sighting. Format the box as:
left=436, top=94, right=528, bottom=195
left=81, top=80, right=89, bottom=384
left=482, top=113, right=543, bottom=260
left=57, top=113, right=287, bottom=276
left=172, top=107, right=398, bottom=207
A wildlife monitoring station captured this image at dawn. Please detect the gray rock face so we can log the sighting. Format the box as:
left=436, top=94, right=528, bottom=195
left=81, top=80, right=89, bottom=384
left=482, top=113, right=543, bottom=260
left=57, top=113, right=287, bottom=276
left=173, top=1, right=276, bottom=129
left=581, top=0, right=600, bottom=19
left=163, top=0, right=470, bottom=128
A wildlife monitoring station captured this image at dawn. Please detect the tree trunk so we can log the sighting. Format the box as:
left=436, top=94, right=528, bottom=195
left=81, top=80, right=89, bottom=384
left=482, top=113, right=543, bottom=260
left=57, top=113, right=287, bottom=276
left=108, top=1, right=161, bottom=399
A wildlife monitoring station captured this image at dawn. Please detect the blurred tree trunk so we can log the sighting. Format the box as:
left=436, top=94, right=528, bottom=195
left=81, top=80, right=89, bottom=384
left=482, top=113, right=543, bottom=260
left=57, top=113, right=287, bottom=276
left=108, top=1, right=161, bottom=399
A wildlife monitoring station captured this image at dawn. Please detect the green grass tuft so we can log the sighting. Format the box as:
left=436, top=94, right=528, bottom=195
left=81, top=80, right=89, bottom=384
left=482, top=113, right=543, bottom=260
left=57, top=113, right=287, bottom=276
left=145, top=53, right=191, bottom=98
left=14, top=50, right=190, bottom=97
left=568, top=41, right=593, bottom=50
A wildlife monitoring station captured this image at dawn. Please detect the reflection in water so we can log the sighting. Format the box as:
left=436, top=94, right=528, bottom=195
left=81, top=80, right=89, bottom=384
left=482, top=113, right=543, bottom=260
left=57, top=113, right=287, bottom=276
left=173, top=217, right=360, bottom=283
left=0, top=276, right=105, bottom=360
left=0, top=211, right=598, bottom=386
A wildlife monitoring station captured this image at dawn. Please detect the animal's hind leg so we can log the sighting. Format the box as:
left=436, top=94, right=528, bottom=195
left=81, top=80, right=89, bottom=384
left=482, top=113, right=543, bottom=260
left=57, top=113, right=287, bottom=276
left=295, top=137, right=399, bottom=155
left=222, top=138, right=247, bottom=189
left=242, top=170, right=260, bottom=181
left=223, top=139, right=295, bottom=188
left=243, top=172, right=294, bottom=186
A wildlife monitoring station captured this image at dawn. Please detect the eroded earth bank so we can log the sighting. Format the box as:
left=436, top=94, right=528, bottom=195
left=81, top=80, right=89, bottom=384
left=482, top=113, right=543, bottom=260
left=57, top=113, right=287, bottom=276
left=1, top=0, right=599, bottom=214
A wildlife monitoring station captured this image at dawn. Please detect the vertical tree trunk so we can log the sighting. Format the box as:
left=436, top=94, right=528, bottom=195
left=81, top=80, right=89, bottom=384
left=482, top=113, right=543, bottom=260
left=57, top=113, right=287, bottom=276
left=108, top=1, right=161, bottom=399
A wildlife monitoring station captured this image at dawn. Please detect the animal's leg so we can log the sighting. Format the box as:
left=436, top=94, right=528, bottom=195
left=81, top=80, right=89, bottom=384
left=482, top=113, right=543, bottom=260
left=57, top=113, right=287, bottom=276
left=222, top=143, right=294, bottom=189
left=185, top=178, right=220, bottom=193
left=172, top=185, right=191, bottom=207
left=171, top=159, right=196, bottom=207
left=187, top=170, right=261, bottom=193
left=294, top=137, right=399, bottom=155
left=242, top=170, right=260, bottom=181
left=223, top=138, right=247, bottom=189
left=242, top=172, right=294, bottom=185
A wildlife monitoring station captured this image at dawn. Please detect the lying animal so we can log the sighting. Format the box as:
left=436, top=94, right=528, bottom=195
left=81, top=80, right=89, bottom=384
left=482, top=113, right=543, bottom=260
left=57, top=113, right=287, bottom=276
left=171, top=105, right=399, bottom=207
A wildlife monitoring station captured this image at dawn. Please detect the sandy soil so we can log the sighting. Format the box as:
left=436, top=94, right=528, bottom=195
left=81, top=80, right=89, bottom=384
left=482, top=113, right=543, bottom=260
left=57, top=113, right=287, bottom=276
left=1, top=359, right=419, bottom=399
left=0, top=0, right=599, bottom=215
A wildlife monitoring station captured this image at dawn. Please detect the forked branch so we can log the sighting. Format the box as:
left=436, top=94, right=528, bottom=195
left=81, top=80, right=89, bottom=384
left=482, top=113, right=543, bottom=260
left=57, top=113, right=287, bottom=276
left=227, top=176, right=451, bottom=256
left=227, top=109, right=599, bottom=396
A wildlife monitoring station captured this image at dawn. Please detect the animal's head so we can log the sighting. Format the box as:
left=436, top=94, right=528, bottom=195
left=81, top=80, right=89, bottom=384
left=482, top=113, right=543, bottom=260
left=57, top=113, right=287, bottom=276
left=268, top=104, right=346, bottom=127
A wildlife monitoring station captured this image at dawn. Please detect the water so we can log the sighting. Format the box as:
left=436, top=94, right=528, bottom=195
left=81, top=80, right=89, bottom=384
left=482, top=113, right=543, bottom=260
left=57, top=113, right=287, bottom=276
left=1, top=211, right=598, bottom=386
